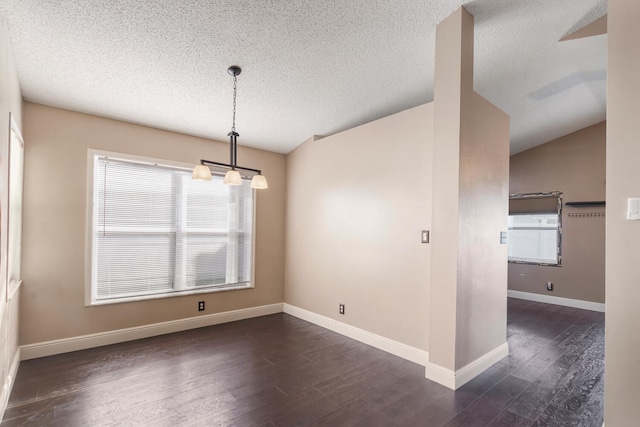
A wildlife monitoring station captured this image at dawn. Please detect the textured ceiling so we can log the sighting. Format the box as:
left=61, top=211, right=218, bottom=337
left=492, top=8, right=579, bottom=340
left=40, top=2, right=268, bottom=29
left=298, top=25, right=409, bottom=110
left=0, top=0, right=607, bottom=155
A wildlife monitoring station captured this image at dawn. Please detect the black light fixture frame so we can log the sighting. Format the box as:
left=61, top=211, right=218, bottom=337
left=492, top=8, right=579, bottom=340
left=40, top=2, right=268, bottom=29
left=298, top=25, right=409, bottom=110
left=199, top=65, right=263, bottom=177
left=197, top=159, right=262, bottom=176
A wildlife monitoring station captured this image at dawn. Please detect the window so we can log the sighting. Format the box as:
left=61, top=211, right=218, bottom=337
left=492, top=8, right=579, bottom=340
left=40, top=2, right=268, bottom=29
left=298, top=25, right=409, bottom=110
left=508, top=193, right=562, bottom=266
left=87, top=151, right=255, bottom=304
left=7, top=114, right=24, bottom=300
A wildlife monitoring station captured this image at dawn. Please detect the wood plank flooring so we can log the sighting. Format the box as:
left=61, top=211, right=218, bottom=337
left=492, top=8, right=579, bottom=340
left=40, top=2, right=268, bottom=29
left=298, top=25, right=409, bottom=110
left=2, top=298, right=605, bottom=426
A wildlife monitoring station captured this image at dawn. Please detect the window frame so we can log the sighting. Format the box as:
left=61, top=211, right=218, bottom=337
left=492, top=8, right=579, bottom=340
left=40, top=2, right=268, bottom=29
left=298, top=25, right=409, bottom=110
left=507, top=192, right=563, bottom=267
left=6, top=113, right=24, bottom=301
left=85, top=149, right=257, bottom=306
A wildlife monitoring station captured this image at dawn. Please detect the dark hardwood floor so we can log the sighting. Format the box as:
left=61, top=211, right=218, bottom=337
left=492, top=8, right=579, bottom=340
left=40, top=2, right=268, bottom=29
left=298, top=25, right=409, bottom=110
left=2, top=298, right=605, bottom=426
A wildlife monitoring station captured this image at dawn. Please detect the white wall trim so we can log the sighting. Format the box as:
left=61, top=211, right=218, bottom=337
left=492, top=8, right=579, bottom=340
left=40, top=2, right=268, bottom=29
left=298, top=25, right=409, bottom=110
left=454, top=342, right=509, bottom=388
left=283, top=304, right=429, bottom=366
left=508, top=290, right=605, bottom=313
left=425, top=342, right=509, bottom=390
left=424, top=360, right=456, bottom=389
left=0, top=347, right=20, bottom=422
left=21, top=303, right=283, bottom=361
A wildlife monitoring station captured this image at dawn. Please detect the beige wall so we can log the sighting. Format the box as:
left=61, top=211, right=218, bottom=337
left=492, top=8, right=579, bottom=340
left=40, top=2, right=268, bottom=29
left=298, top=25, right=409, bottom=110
left=428, top=7, right=467, bottom=369
left=429, top=7, right=509, bottom=373
left=455, top=92, right=509, bottom=368
left=20, top=103, right=286, bottom=345
left=0, top=14, right=22, bottom=414
left=284, top=103, right=433, bottom=351
left=509, top=122, right=606, bottom=303
left=605, top=0, right=640, bottom=423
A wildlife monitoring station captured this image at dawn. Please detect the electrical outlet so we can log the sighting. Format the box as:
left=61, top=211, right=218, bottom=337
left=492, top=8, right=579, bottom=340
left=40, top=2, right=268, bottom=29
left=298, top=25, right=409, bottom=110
left=339, top=304, right=345, bottom=315
left=198, top=301, right=205, bottom=311
left=546, top=282, right=553, bottom=291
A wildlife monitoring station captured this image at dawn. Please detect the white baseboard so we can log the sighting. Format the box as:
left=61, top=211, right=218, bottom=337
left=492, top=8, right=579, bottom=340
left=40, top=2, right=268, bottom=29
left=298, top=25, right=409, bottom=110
left=424, top=360, right=456, bottom=389
left=508, top=290, right=605, bottom=313
left=454, top=342, right=510, bottom=388
left=282, top=304, right=429, bottom=366
left=425, top=342, right=509, bottom=390
left=21, top=303, right=283, bottom=360
left=0, top=348, right=20, bottom=421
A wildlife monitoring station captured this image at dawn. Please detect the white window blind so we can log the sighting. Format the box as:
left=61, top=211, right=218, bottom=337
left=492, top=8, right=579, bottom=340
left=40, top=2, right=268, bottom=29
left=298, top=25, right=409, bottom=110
left=91, top=155, right=254, bottom=303
left=507, top=213, right=559, bottom=265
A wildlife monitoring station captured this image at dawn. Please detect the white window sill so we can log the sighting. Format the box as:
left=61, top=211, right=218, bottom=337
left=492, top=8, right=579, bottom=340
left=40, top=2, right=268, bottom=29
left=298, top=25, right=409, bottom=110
left=87, top=282, right=253, bottom=306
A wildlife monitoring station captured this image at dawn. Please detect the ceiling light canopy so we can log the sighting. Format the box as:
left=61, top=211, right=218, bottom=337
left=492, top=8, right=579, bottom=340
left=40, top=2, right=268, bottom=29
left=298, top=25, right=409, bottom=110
left=192, top=66, right=268, bottom=190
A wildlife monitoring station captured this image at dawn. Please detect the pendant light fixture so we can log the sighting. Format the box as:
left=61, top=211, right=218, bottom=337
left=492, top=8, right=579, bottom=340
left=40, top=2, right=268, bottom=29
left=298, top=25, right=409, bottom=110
left=192, top=65, right=268, bottom=189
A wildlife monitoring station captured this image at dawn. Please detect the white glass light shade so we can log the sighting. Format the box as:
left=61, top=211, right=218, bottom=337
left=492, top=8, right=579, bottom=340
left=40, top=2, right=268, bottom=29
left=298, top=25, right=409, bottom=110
left=250, top=174, right=268, bottom=189
left=223, top=169, right=242, bottom=185
left=192, top=164, right=212, bottom=181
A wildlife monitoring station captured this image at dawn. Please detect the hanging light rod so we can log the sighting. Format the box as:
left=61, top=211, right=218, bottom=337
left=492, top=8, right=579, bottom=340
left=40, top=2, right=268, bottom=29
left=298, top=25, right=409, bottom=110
left=192, top=65, right=268, bottom=189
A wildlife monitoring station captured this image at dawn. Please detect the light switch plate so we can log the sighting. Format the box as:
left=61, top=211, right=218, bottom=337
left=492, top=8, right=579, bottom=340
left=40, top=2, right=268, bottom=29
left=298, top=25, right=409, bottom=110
left=628, top=198, right=640, bottom=220
left=500, top=231, right=507, bottom=244
left=421, top=230, right=429, bottom=243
